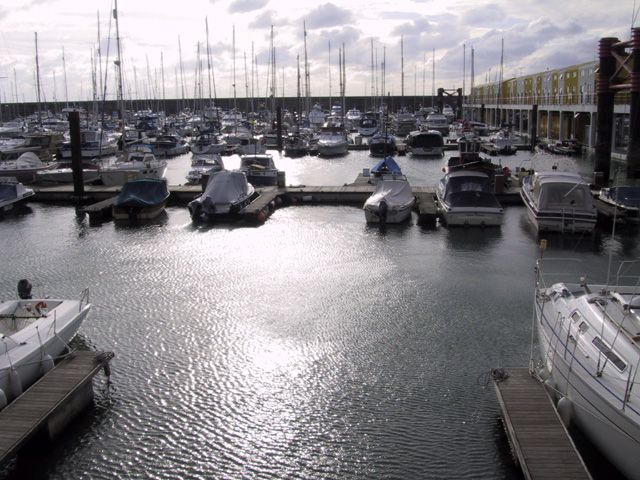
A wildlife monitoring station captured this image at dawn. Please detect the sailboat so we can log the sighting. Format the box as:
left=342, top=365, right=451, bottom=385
left=99, top=1, right=167, bottom=187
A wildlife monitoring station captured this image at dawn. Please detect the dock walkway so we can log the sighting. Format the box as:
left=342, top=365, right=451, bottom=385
left=493, top=368, right=592, bottom=480
left=0, top=350, right=113, bottom=465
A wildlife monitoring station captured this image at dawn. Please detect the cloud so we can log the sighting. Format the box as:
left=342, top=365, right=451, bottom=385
left=461, top=4, right=511, bottom=28
left=249, top=10, right=288, bottom=29
left=228, top=0, right=269, bottom=14
left=305, top=3, right=355, bottom=29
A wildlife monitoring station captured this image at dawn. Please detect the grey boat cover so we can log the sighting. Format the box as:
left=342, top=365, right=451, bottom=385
left=364, top=178, right=414, bottom=208
left=115, top=178, right=169, bottom=208
left=194, top=170, right=254, bottom=210
left=0, top=180, right=32, bottom=202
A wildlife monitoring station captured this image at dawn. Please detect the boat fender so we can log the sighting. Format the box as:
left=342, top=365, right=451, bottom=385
left=35, top=301, right=47, bottom=315
left=557, top=396, right=572, bottom=427
left=9, top=367, right=22, bottom=400
left=0, top=389, right=6, bottom=410
left=256, top=211, right=267, bottom=223
left=103, top=362, right=112, bottom=378
left=41, top=354, right=54, bottom=374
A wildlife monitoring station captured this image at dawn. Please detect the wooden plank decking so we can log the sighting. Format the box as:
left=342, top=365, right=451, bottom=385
left=0, top=350, right=113, bottom=464
left=493, top=368, right=592, bottom=480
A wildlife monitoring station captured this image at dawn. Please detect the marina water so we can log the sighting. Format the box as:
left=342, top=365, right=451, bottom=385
left=1, top=149, right=637, bottom=479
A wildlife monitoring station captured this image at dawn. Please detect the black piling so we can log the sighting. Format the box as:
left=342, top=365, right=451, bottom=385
left=68, top=111, right=84, bottom=202
left=595, top=37, right=619, bottom=186
left=456, top=88, right=463, bottom=120
left=628, top=27, right=640, bottom=179
left=530, top=104, right=538, bottom=151
left=437, top=88, right=444, bottom=113
left=276, top=107, right=283, bottom=151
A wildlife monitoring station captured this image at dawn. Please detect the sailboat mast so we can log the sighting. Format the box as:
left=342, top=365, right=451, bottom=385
left=250, top=42, right=254, bottom=113
left=62, top=46, right=69, bottom=108
left=303, top=21, right=310, bottom=113
left=97, top=11, right=103, bottom=103
left=341, top=43, right=346, bottom=120
left=328, top=40, right=332, bottom=111
left=470, top=47, right=475, bottom=105
left=113, top=0, right=126, bottom=147
left=34, top=32, right=42, bottom=127
left=370, top=39, right=375, bottom=112
left=431, top=48, right=435, bottom=108
left=205, top=17, right=213, bottom=109
left=232, top=25, right=237, bottom=112
left=161, top=52, right=166, bottom=114
left=401, top=35, right=404, bottom=102
left=178, top=36, right=186, bottom=111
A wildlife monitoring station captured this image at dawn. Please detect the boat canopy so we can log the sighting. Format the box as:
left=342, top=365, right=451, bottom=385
left=115, top=178, right=169, bottom=208
left=200, top=170, right=254, bottom=206
left=364, top=179, right=414, bottom=208
left=0, top=181, right=30, bottom=202
left=371, top=156, right=402, bottom=175
left=606, top=186, right=640, bottom=207
left=533, top=174, right=594, bottom=210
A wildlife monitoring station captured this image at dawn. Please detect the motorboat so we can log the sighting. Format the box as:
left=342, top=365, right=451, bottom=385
left=446, top=137, right=510, bottom=193
left=0, top=177, right=34, bottom=216
left=99, top=146, right=168, bottom=187
left=520, top=171, right=597, bottom=233
left=368, top=132, right=397, bottom=157
left=0, top=121, right=26, bottom=138
left=188, top=170, right=256, bottom=220
left=0, top=151, right=57, bottom=184
left=185, top=154, right=225, bottom=185
left=316, top=127, right=349, bottom=157
left=345, top=108, right=363, bottom=131
left=60, top=130, right=118, bottom=158
left=35, top=167, right=101, bottom=184
left=424, top=114, right=449, bottom=136
left=436, top=170, right=503, bottom=227
left=307, top=103, right=326, bottom=130
left=112, top=178, right=170, bottom=222
left=469, top=121, right=490, bottom=136
left=239, top=153, right=279, bottom=186
left=190, top=131, right=225, bottom=155
left=405, top=130, right=444, bottom=157
left=596, top=186, right=640, bottom=223
left=0, top=132, right=64, bottom=161
left=391, top=110, right=416, bottom=137
left=357, top=115, right=378, bottom=136
left=533, top=258, right=640, bottom=480
left=488, top=129, right=517, bottom=155
left=283, top=133, right=308, bottom=157
left=0, top=280, right=91, bottom=407
left=150, top=134, right=189, bottom=157
left=363, top=177, right=415, bottom=224
left=442, top=104, right=455, bottom=123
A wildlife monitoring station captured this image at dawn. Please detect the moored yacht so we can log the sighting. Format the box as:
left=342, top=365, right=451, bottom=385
left=533, top=257, right=640, bottom=480
left=99, top=146, right=167, bottom=187
left=188, top=170, right=256, bottom=220
left=405, top=130, right=444, bottom=157
left=239, top=153, right=279, bottom=186
left=363, top=177, right=415, bottom=224
left=520, top=171, right=597, bottom=233
left=0, top=177, right=34, bottom=216
left=436, top=170, right=503, bottom=227
left=316, top=126, right=349, bottom=157
left=596, top=186, right=640, bottom=223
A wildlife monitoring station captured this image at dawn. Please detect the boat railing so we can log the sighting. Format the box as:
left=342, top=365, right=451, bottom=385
left=535, top=258, right=585, bottom=290
left=79, top=288, right=90, bottom=311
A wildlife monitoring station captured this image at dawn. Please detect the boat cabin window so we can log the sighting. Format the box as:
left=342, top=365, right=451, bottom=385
left=570, top=311, right=582, bottom=323
left=592, top=337, right=627, bottom=372
left=578, top=321, right=589, bottom=333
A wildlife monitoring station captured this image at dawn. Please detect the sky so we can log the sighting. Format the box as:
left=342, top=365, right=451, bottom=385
left=0, top=0, right=636, bottom=106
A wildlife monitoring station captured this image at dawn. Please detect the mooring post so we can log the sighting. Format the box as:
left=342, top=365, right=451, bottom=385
left=276, top=106, right=283, bottom=151
left=437, top=88, right=444, bottom=113
left=480, top=104, right=485, bottom=124
left=68, top=111, right=84, bottom=201
left=595, top=37, right=618, bottom=186
left=530, top=105, right=538, bottom=151
left=628, top=27, right=640, bottom=179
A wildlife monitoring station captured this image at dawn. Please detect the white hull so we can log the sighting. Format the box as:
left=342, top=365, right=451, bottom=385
left=535, top=296, right=640, bottom=480
left=61, top=145, right=118, bottom=158
left=525, top=205, right=597, bottom=233
left=191, top=143, right=225, bottom=155
left=36, top=168, right=100, bottom=184
left=100, top=162, right=167, bottom=187
left=0, top=298, right=91, bottom=405
left=439, top=208, right=503, bottom=226
left=410, top=146, right=444, bottom=157
left=317, top=142, right=348, bottom=157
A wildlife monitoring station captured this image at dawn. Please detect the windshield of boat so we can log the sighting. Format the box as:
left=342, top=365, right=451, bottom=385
left=411, top=134, right=443, bottom=148
left=536, top=182, right=592, bottom=209
left=446, top=176, right=492, bottom=193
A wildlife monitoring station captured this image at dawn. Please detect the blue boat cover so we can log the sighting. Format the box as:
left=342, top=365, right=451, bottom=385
left=371, top=156, right=402, bottom=175
left=115, top=178, right=169, bottom=208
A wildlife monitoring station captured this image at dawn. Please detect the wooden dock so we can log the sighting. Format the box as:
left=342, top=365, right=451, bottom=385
left=239, top=186, right=281, bottom=222
left=493, top=368, right=592, bottom=480
left=0, top=350, right=114, bottom=465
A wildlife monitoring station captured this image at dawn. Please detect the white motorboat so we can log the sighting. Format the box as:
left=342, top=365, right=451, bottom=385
left=345, top=108, right=363, bottom=131
left=60, top=130, right=118, bottom=158
left=405, top=130, right=444, bottom=157
left=436, top=170, right=503, bottom=227
left=0, top=280, right=91, bottom=407
left=533, top=258, right=640, bottom=480
left=520, top=171, right=597, bottom=233
left=307, top=103, right=326, bottom=130
left=357, top=115, right=378, bottom=137
left=36, top=167, right=101, bottom=184
left=363, top=177, right=415, bottom=224
left=99, top=147, right=168, bottom=187
left=424, top=113, right=449, bottom=136
left=0, top=151, right=57, bottom=183
left=150, top=134, right=189, bottom=157
left=488, top=129, right=517, bottom=155
left=0, top=177, right=34, bottom=216
left=190, top=132, right=226, bottom=155
left=239, top=153, right=279, bottom=187
left=188, top=170, right=256, bottom=220
left=442, top=104, right=455, bottom=123
left=316, top=127, right=349, bottom=157
left=185, top=154, right=225, bottom=185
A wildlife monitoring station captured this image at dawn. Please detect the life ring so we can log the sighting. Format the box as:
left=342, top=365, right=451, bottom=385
left=35, top=301, right=47, bottom=314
